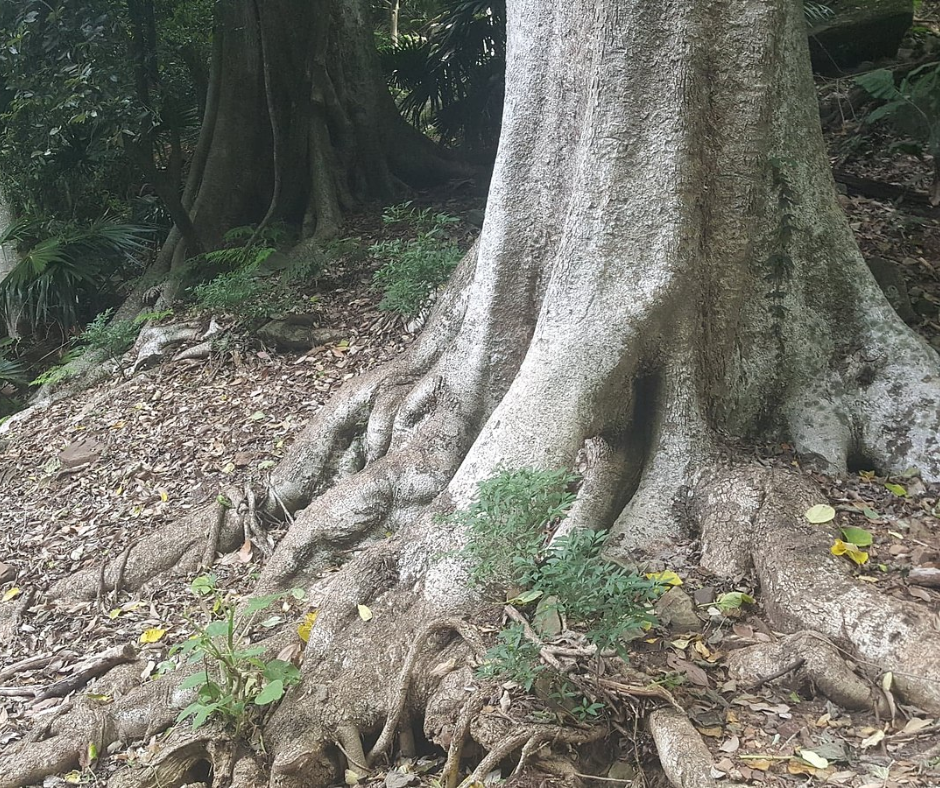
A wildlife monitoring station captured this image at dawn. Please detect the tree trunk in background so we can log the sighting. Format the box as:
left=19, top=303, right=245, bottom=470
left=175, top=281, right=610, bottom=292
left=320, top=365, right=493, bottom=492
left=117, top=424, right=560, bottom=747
left=0, top=181, right=22, bottom=337
left=156, top=0, right=461, bottom=276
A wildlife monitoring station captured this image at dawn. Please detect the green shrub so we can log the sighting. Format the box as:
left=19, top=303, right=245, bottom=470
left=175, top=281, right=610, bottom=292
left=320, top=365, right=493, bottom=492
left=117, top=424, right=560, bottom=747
left=159, top=575, right=304, bottom=735
left=0, top=216, right=150, bottom=333
left=449, top=467, right=577, bottom=589
left=191, top=269, right=292, bottom=322
left=476, top=624, right=545, bottom=691
left=456, top=468, right=662, bottom=660
left=534, top=529, right=660, bottom=651
left=371, top=202, right=462, bottom=319
left=855, top=64, right=940, bottom=189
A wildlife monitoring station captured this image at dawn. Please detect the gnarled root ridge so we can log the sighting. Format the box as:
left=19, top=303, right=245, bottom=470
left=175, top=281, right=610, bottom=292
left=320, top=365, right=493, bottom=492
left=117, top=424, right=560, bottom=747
left=695, top=464, right=940, bottom=715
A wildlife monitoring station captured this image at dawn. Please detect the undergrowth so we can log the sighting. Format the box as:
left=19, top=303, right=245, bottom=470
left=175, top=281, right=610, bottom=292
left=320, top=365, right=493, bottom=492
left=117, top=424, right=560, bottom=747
left=188, top=224, right=312, bottom=323
left=453, top=468, right=664, bottom=720
left=371, top=202, right=462, bottom=319
left=158, top=575, right=304, bottom=736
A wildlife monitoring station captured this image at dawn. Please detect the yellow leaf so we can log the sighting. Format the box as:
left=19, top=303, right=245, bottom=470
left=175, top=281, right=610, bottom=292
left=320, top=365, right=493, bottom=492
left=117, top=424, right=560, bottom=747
left=158, top=488, right=168, bottom=502
left=830, top=540, right=869, bottom=565
left=882, top=672, right=893, bottom=692
left=64, top=771, right=82, bottom=784
left=646, top=570, right=682, bottom=586
left=297, top=610, right=318, bottom=643
left=222, top=462, right=236, bottom=474
left=108, top=608, right=121, bottom=619
left=748, top=759, right=772, bottom=771
left=805, top=504, right=835, bottom=524
left=85, top=693, right=112, bottom=703
left=139, top=628, right=167, bottom=644
left=344, top=769, right=362, bottom=785
left=87, top=742, right=98, bottom=762
left=357, top=604, right=373, bottom=621
left=787, top=760, right=819, bottom=776
left=2, top=587, right=21, bottom=602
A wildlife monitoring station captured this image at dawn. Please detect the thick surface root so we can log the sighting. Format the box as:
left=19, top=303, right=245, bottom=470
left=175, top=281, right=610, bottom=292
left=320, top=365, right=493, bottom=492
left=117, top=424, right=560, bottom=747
left=696, top=465, right=940, bottom=714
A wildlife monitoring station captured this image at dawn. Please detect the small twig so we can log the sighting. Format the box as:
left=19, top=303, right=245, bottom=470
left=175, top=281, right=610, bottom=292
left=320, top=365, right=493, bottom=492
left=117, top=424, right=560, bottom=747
left=268, top=483, right=294, bottom=525
left=595, top=678, right=683, bottom=711
left=95, top=562, right=107, bottom=611
left=744, top=658, right=805, bottom=691
left=463, top=725, right=604, bottom=786
left=571, top=772, right=634, bottom=783
left=31, top=643, right=136, bottom=703
left=0, top=686, right=38, bottom=697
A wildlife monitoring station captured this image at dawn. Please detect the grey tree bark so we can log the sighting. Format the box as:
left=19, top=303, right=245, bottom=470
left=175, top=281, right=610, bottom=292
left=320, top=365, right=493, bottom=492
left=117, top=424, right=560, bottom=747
left=2, top=0, right=939, bottom=786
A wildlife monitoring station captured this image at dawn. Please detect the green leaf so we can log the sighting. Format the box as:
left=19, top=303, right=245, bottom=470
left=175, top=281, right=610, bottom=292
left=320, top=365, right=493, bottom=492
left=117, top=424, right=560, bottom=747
left=840, top=526, right=873, bottom=547
left=804, top=504, right=835, bottom=524
left=885, top=483, right=908, bottom=497
left=854, top=69, right=903, bottom=101
left=181, top=671, right=210, bottom=690
left=254, top=679, right=285, bottom=705
left=204, top=620, right=230, bottom=638
left=507, top=588, right=543, bottom=605
left=264, top=659, right=301, bottom=684
left=244, top=593, right=282, bottom=615
left=716, top=592, right=754, bottom=611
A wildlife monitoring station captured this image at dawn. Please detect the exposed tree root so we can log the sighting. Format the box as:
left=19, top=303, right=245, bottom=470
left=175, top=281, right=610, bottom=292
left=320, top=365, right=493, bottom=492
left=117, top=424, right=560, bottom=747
left=696, top=465, right=940, bottom=714
left=648, top=708, right=746, bottom=788
left=728, top=631, right=892, bottom=714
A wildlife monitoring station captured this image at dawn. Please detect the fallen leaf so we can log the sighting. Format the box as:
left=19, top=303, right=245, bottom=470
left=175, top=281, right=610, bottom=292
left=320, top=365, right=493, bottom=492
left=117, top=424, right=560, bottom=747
left=646, top=570, right=682, bottom=586
left=840, top=526, right=873, bottom=547
left=799, top=750, right=828, bottom=769
left=297, top=611, right=318, bottom=642
left=357, top=604, right=373, bottom=621
left=901, top=717, right=934, bottom=734
left=716, top=591, right=754, bottom=611
left=345, top=769, right=362, bottom=785
left=139, top=628, right=167, bottom=644
left=884, top=482, right=907, bottom=497
left=718, top=735, right=740, bottom=753
left=805, top=504, right=836, bottom=523
left=860, top=729, right=885, bottom=748
left=2, top=587, right=21, bottom=602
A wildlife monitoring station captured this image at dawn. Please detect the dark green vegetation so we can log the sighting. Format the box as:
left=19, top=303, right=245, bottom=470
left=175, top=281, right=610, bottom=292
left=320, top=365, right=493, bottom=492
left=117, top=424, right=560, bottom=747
left=457, top=469, right=664, bottom=720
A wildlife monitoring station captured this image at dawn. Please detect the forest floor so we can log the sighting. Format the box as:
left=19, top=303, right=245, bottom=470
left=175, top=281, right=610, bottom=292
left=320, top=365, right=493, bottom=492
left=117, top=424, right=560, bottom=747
left=1, top=64, right=940, bottom=788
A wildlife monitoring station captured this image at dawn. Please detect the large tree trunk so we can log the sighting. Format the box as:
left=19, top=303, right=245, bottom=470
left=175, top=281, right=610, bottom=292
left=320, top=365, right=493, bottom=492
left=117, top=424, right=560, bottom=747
left=4, top=0, right=940, bottom=786
left=155, top=0, right=463, bottom=277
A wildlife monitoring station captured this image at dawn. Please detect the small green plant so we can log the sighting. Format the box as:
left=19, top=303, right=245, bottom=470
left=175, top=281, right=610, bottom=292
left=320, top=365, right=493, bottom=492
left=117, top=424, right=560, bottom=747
left=160, top=575, right=303, bottom=735
left=449, top=467, right=577, bottom=589
left=371, top=202, right=462, bottom=318
left=71, top=308, right=172, bottom=370
left=459, top=468, right=664, bottom=720
left=855, top=64, right=940, bottom=198
left=191, top=269, right=292, bottom=322
left=29, top=361, right=75, bottom=388
left=476, top=624, right=545, bottom=691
